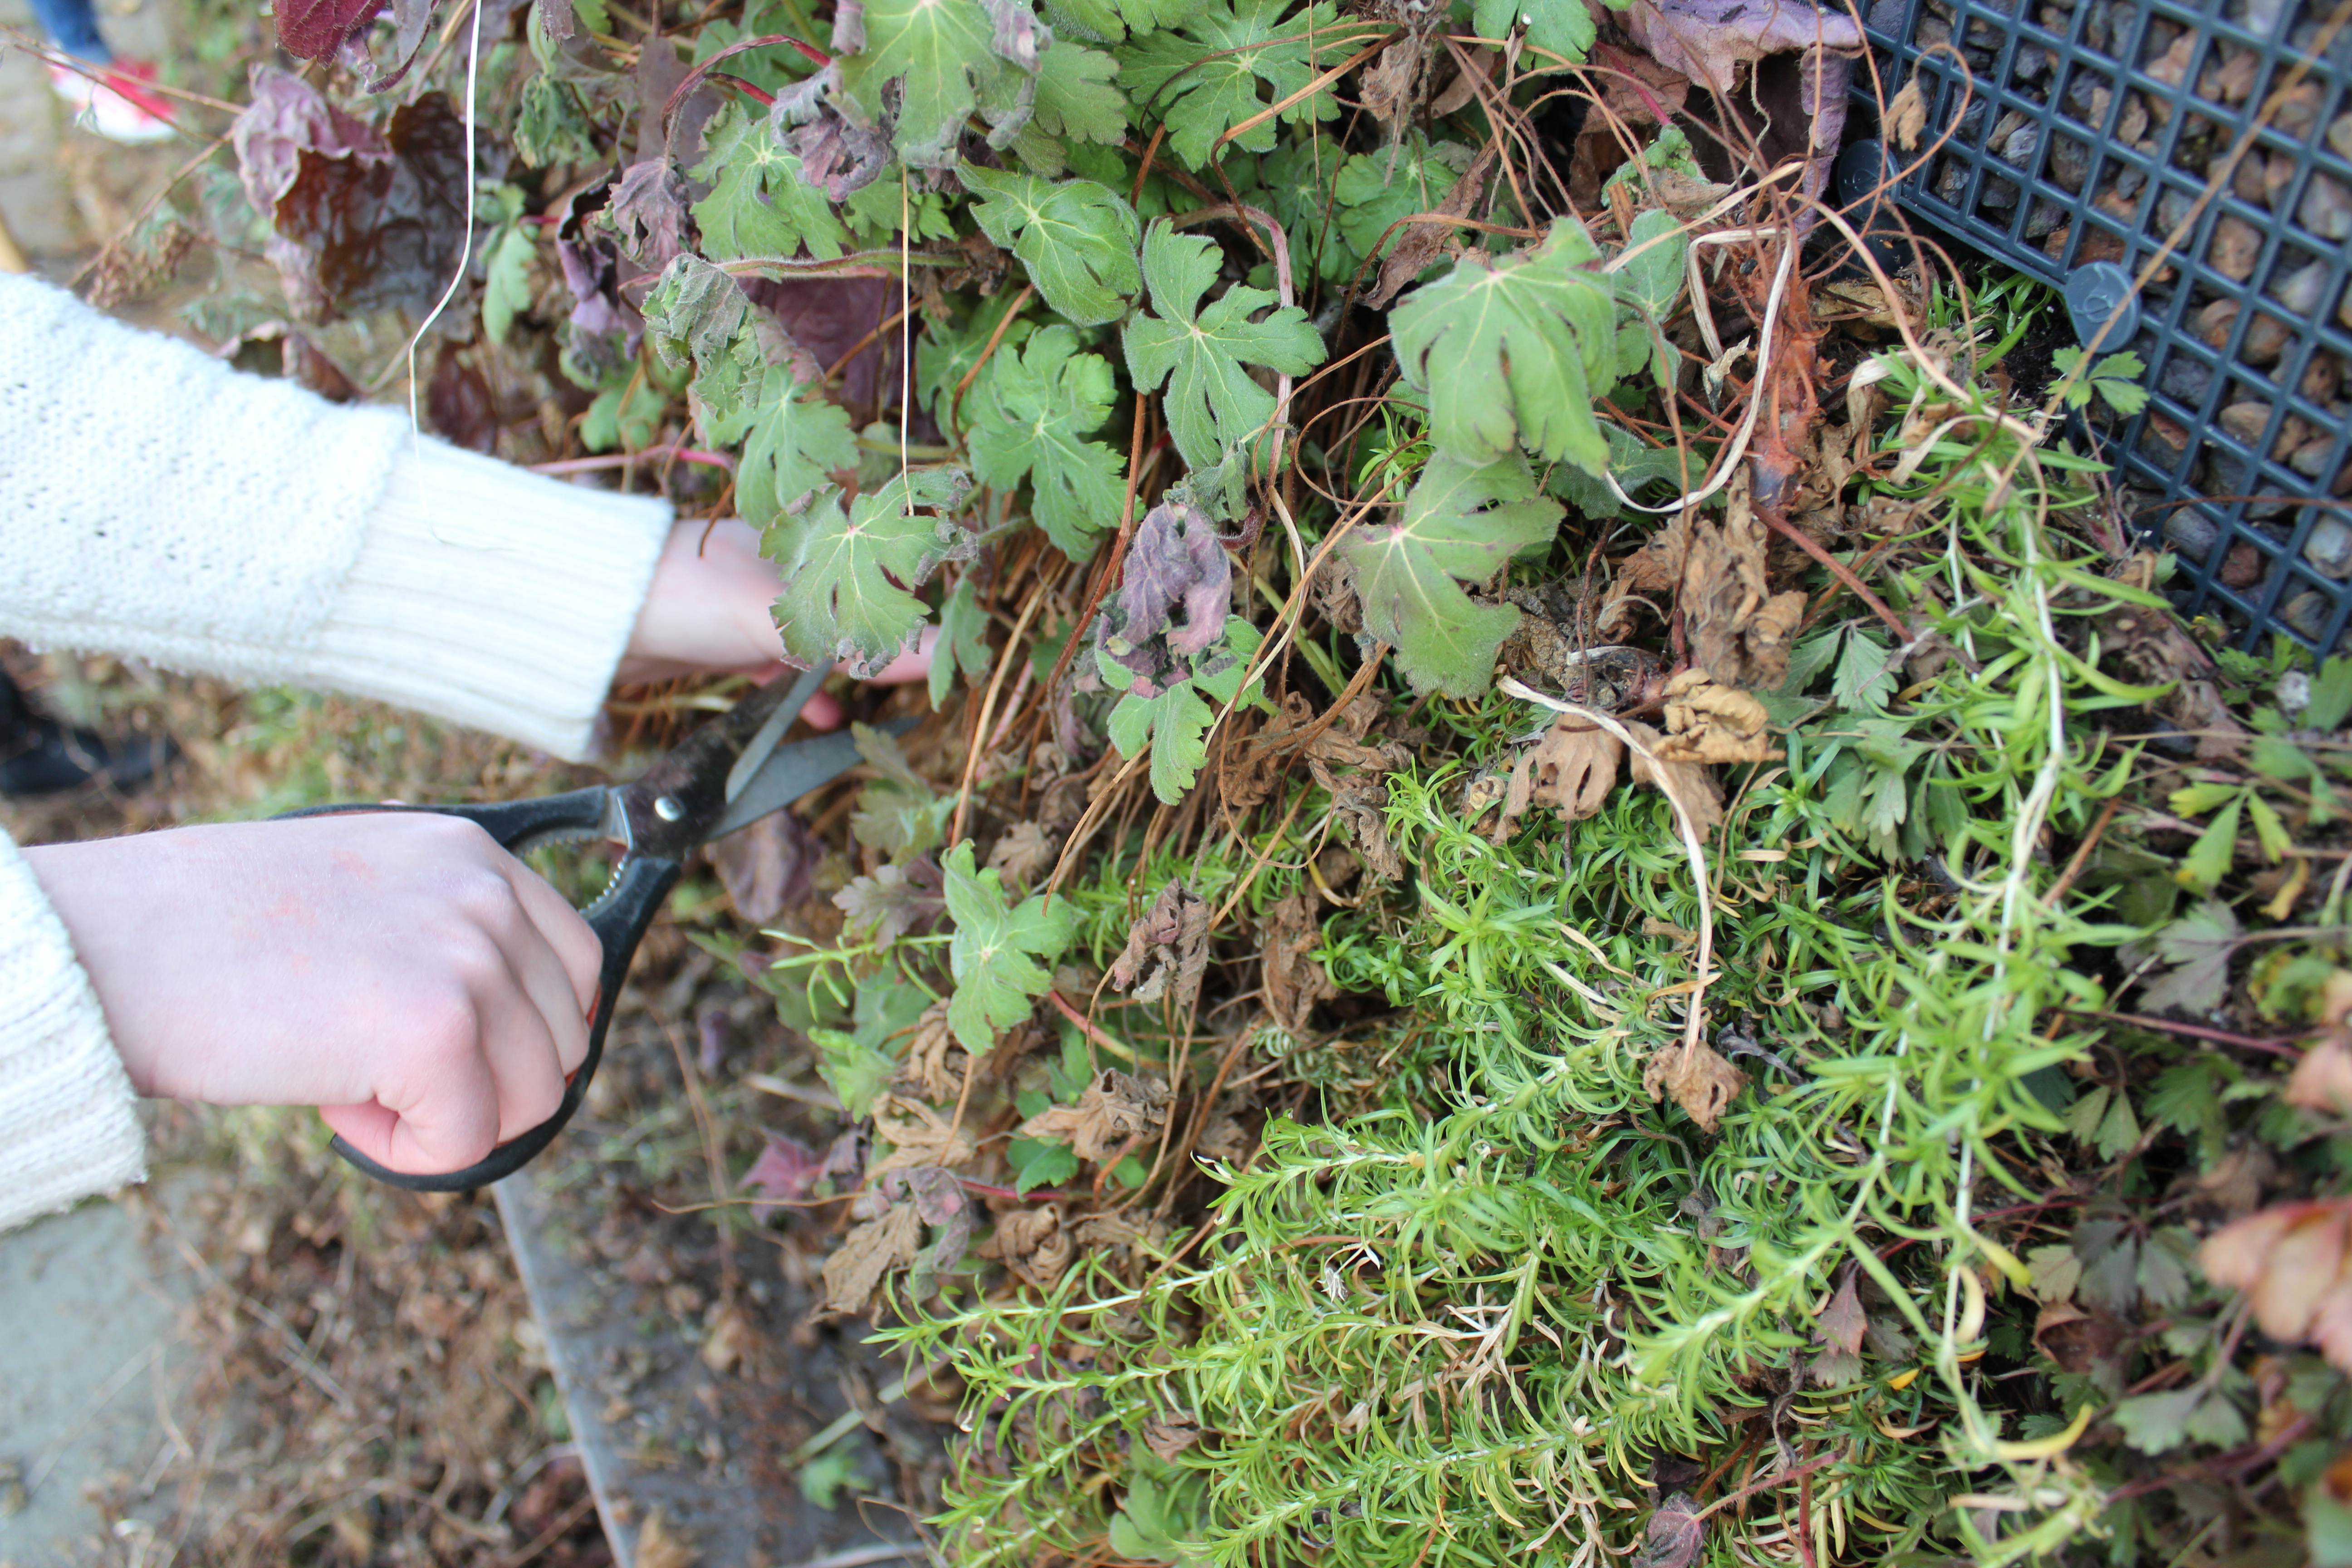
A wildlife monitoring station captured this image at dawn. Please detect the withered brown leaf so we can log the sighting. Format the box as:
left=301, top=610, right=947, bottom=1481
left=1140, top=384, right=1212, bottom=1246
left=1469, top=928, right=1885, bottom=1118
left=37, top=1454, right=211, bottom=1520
left=820, top=1201, right=923, bottom=1317
left=869, top=1094, right=977, bottom=1177
left=1643, top=1041, right=1746, bottom=1133
left=1109, top=882, right=1211, bottom=1014
left=986, top=820, right=1056, bottom=894
left=1886, top=78, right=1927, bottom=152
left=1498, top=714, right=1622, bottom=838
left=1622, top=720, right=1727, bottom=838
left=1681, top=480, right=1807, bottom=690
left=1142, top=1413, right=1206, bottom=1461
left=1263, top=892, right=1339, bottom=1034
left=2200, top=1199, right=2352, bottom=1371
left=1654, top=668, right=1779, bottom=765
left=893, top=1002, right=965, bottom=1105
left=1015, top=1070, right=1172, bottom=1163
left=983, top=1204, right=1072, bottom=1289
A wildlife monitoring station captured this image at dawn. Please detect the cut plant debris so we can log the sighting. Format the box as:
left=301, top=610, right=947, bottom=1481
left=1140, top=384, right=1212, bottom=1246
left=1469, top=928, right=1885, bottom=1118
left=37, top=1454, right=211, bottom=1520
left=86, top=0, right=2352, bottom=1559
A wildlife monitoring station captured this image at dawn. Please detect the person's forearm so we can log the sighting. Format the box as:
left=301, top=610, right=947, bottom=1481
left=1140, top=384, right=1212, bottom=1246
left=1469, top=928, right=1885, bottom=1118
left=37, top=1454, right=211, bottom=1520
left=0, top=274, right=671, bottom=760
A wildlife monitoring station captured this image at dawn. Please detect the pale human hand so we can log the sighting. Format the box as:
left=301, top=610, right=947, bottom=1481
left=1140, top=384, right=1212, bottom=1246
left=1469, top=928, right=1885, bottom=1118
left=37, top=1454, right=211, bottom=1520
left=24, top=815, right=603, bottom=1177
left=616, top=519, right=936, bottom=726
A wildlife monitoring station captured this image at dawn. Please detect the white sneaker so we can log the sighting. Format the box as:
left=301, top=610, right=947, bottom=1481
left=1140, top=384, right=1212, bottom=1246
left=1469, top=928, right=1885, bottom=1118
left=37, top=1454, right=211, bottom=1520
left=49, top=60, right=177, bottom=144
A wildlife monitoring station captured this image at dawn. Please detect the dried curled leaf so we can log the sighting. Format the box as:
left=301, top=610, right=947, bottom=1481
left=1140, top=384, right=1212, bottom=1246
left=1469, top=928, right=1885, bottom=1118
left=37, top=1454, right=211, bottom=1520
left=870, top=1093, right=979, bottom=1177
left=1109, top=882, right=1211, bottom=1014
left=2200, top=1199, right=2352, bottom=1371
left=983, top=1204, right=1073, bottom=1289
left=1263, top=891, right=1339, bottom=1034
left=705, top=808, right=818, bottom=925
left=894, top=1002, right=966, bottom=1104
left=1623, top=720, right=1727, bottom=838
left=1497, top=714, right=1622, bottom=837
left=820, top=1200, right=923, bottom=1317
left=1642, top=1040, right=1746, bottom=1133
left=1141, top=1412, right=1205, bottom=1460
left=1016, top=1070, right=1171, bottom=1162
left=1654, top=668, right=1779, bottom=764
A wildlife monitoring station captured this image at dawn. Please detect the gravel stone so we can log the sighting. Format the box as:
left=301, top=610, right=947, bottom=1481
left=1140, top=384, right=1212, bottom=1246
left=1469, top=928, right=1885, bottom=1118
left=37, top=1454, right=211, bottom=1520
left=2164, top=508, right=2221, bottom=556
left=2209, top=214, right=2265, bottom=280
left=2284, top=590, right=2333, bottom=638
left=2302, top=175, right=2352, bottom=241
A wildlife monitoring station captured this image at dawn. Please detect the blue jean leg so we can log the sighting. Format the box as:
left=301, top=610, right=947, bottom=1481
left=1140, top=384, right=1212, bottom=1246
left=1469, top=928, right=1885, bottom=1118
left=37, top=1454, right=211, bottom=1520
left=28, top=0, right=110, bottom=61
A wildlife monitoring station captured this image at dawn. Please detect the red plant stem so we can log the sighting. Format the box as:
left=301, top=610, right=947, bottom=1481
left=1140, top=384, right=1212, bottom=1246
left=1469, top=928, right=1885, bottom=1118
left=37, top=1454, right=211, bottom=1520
left=1755, top=497, right=1911, bottom=642
left=2058, top=1008, right=2306, bottom=1059
left=706, top=71, right=775, bottom=106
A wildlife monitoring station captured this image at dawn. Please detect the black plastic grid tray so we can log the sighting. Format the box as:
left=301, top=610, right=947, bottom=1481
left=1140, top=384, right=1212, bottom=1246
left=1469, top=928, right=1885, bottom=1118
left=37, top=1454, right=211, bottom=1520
left=1855, top=0, right=2352, bottom=651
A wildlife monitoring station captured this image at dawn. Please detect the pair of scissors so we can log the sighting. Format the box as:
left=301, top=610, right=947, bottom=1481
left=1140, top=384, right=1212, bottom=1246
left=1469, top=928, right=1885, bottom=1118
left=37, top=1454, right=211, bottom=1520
left=284, top=662, right=894, bottom=1192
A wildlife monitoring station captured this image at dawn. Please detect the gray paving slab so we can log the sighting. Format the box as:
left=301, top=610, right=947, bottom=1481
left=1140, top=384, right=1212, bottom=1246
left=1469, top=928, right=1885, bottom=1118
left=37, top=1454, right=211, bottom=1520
left=0, top=1176, right=203, bottom=1568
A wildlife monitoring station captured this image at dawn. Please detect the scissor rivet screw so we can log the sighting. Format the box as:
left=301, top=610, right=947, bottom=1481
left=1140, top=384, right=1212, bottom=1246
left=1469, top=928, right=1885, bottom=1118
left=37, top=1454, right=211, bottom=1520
left=653, top=795, right=685, bottom=822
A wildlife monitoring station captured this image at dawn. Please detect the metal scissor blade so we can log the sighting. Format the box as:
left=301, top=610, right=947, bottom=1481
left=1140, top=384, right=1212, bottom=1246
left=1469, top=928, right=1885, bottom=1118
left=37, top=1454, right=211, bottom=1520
left=724, top=661, right=833, bottom=805
left=708, top=717, right=917, bottom=842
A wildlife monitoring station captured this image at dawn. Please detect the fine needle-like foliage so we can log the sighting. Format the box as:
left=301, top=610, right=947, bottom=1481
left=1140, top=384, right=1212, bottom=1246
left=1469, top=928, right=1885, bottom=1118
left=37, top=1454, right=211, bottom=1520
left=154, top=0, right=2352, bottom=1560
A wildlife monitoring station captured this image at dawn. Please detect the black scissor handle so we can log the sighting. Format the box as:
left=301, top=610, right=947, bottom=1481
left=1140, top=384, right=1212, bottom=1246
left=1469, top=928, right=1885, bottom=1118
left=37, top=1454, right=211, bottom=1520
left=274, top=795, right=680, bottom=1191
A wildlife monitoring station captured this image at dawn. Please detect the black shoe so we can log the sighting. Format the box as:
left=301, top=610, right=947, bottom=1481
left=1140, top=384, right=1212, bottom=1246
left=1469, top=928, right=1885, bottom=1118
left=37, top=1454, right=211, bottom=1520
left=0, top=717, right=172, bottom=798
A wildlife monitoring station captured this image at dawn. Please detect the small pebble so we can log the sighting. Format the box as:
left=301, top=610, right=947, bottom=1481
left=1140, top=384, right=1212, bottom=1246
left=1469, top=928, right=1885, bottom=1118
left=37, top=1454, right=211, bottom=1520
left=2001, top=122, right=2041, bottom=169
left=2329, top=111, right=2352, bottom=162
left=2221, top=539, right=2268, bottom=588
left=2281, top=668, right=2313, bottom=715
left=2209, top=215, right=2264, bottom=280
left=2295, top=438, right=2342, bottom=482
left=2221, top=401, right=2274, bottom=447
left=2307, top=519, right=2352, bottom=578
left=2305, top=353, right=2342, bottom=405
left=2160, top=355, right=2215, bottom=404
left=2049, top=133, right=2092, bottom=191
left=2302, top=175, right=2352, bottom=241
left=2284, top=590, right=2333, bottom=639
left=2164, top=509, right=2221, bottom=556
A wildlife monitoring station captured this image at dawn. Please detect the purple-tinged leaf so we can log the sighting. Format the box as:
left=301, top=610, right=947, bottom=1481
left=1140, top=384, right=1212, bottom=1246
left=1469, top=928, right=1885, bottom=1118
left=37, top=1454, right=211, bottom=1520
left=1097, top=500, right=1231, bottom=691
left=274, top=0, right=384, bottom=62
left=740, top=1134, right=824, bottom=1207
left=1630, top=1493, right=1704, bottom=1568
left=607, top=157, right=692, bottom=269
left=834, top=856, right=949, bottom=941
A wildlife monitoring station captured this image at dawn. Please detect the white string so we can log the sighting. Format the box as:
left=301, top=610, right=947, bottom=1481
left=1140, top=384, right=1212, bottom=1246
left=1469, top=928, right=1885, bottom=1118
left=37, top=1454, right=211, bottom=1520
left=402, top=0, right=485, bottom=457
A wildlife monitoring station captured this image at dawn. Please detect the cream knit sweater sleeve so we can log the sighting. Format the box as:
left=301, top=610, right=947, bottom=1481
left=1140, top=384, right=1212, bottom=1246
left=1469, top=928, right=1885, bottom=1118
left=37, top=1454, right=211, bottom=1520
left=0, top=274, right=676, bottom=1232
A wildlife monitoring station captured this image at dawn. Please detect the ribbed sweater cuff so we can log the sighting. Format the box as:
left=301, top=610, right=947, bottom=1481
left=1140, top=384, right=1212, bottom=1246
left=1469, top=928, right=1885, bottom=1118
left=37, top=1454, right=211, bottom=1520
left=0, top=834, right=144, bottom=1234
left=308, top=440, right=674, bottom=762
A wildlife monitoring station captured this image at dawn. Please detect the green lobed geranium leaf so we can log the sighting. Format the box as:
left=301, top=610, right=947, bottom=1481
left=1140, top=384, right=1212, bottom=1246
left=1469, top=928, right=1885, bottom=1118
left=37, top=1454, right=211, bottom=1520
left=942, top=840, right=1079, bottom=1051
left=766, top=467, right=973, bottom=674
left=687, top=102, right=848, bottom=262
left=1332, top=136, right=1466, bottom=262
left=967, top=324, right=1124, bottom=557
left=1470, top=0, right=1596, bottom=66
left=1122, top=222, right=1325, bottom=471
left=1117, top=0, right=1344, bottom=167
left=959, top=164, right=1143, bottom=328
left=1337, top=451, right=1563, bottom=697
left=1033, top=41, right=1131, bottom=144
left=840, top=0, right=1007, bottom=164
left=735, top=367, right=860, bottom=528
left=1388, top=217, right=1619, bottom=473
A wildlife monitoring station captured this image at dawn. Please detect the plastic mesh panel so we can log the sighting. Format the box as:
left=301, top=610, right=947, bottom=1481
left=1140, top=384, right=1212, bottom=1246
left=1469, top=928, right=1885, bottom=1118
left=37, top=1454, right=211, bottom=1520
left=1861, top=0, right=2352, bottom=650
